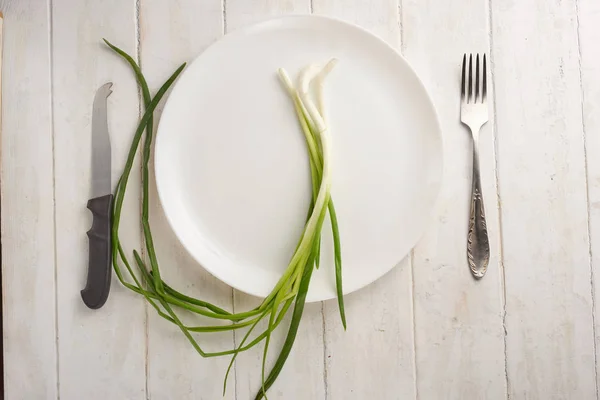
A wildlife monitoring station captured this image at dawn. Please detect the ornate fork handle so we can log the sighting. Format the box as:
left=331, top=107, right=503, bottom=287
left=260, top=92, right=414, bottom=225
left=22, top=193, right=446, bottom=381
left=467, top=141, right=490, bottom=278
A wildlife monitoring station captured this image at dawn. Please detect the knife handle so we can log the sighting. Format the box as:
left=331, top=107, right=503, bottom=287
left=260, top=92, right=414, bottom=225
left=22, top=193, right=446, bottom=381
left=81, top=194, right=113, bottom=309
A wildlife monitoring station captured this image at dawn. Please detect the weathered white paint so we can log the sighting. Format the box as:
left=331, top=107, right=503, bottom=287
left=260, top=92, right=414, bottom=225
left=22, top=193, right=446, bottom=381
left=576, top=0, right=600, bottom=393
left=3, top=0, right=600, bottom=399
left=51, top=0, right=145, bottom=398
left=311, top=1, right=417, bottom=399
left=0, top=0, right=57, bottom=398
left=491, top=0, right=596, bottom=398
left=403, top=0, right=507, bottom=398
left=225, top=0, right=308, bottom=28
left=139, top=1, right=236, bottom=399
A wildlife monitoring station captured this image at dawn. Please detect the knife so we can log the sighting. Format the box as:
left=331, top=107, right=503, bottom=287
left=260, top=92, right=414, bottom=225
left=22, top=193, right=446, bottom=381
left=81, top=82, right=113, bottom=309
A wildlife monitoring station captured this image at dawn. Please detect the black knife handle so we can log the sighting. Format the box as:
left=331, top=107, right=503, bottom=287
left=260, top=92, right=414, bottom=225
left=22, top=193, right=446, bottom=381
left=81, top=194, right=113, bottom=309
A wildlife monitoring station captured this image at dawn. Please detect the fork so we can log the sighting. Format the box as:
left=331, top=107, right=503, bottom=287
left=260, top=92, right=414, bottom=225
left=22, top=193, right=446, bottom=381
left=461, top=53, right=490, bottom=279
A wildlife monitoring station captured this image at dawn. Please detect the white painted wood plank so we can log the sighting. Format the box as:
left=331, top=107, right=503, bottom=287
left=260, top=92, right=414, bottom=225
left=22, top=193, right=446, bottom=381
left=321, top=269, right=415, bottom=400
left=224, top=1, right=328, bottom=399
left=232, top=296, right=326, bottom=400
left=0, top=0, right=58, bottom=397
left=225, top=0, right=308, bottom=29
left=491, top=0, right=596, bottom=398
left=52, top=1, right=146, bottom=398
left=138, top=2, right=237, bottom=399
left=311, top=2, right=416, bottom=399
left=576, top=0, right=600, bottom=393
left=402, top=0, right=507, bottom=398
left=313, top=0, right=400, bottom=49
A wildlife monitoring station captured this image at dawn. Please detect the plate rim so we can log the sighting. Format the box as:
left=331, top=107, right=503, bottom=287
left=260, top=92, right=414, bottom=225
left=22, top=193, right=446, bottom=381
left=154, top=14, right=443, bottom=302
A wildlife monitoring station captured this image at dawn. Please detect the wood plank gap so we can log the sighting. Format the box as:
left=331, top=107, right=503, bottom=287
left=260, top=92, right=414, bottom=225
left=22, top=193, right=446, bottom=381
left=487, top=1, right=509, bottom=398
left=232, top=290, right=238, bottom=400
left=398, top=1, right=404, bottom=55
left=222, top=0, right=227, bottom=36
left=133, top=0, right=149, bottom=399
left=48, top=0, right=61, bottom=397
left=410, top=250, right=418, bottom=400
left=321, top=301, right=329, bottom=400
left=575, top=0, right=599, bottom=397
left=0, top=10, right=3, bottom=397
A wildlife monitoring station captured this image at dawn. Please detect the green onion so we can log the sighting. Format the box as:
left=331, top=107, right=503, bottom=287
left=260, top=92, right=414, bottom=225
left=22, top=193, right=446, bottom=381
left=104, top=39, right=345, bottom=397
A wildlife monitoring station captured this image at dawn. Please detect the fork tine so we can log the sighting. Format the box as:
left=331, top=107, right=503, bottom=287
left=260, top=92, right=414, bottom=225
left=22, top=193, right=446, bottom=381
left=468, top=54, right=473, bottom=103
left=483, top=54, right=487, bottom=101
left=475, top=54, right=480, bottom=103
left=461, top=54, right=466, bottom=99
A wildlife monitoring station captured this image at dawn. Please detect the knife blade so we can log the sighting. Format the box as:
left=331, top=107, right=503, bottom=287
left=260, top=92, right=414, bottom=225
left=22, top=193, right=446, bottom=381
left=81, top=82, right=113, bottom=309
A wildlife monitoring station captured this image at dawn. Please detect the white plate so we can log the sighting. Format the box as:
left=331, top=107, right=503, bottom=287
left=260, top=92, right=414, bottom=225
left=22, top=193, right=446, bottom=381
left=155, top=15, right=442, bottom=302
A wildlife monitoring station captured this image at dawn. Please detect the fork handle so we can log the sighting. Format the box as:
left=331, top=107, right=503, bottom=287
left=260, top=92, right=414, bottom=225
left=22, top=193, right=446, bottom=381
left=467, top=144, right=490, bottom=278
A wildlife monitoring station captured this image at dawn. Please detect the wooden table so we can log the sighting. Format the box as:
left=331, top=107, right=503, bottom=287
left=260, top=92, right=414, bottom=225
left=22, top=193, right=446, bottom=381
left=2, top=0, right=599, bottom=399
